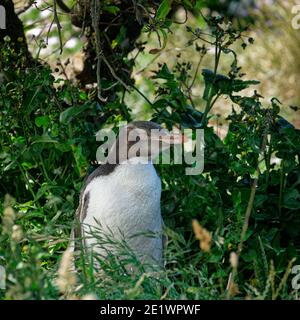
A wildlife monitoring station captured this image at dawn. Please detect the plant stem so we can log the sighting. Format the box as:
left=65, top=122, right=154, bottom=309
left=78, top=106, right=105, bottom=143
left=200, top=37, right=222, bottom=127
left=226, top=111, right=272, bottom=299
left=278, top=160, right=284, bottom=216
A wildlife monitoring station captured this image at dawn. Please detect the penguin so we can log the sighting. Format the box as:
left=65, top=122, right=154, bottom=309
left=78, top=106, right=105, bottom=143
left=72, top=121, right=185, bottom=268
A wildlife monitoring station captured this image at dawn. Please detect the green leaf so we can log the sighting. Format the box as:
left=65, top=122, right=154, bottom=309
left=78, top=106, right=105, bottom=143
left=153, top=64, right=174, bottom=80
left=156, top=0, right=173, bottom=20
left=152, top=99, right=168, bottom=109
left=35, top=116, right=50, bottom=128
left=202, top=69, right=259, bottom=99
left=149, top=28, right=169, bottom=53
left=31, top=135, right=59, bottom=145
left=21, top=162, right=34, bottom=169
left=283, top=189, right=300, bottom=209
left=54, top=142, right=71, bottom=153
left=59, top=103, right=89, bottom=124
left=71, top=144, right=88, bottom=177
left=112, top=26, right=127, bottom=49
left=242, top=249, right=257, bottom=262
left=102, top=5, right=120, bottom=15
left=79, top=91, right=88, bottom=101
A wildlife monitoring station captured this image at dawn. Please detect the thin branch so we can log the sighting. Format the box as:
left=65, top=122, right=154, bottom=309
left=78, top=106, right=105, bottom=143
left=102, top=82, right=119, bottom=92
left=17, top=1, right=35, bottom=15
left=56, top=0, right=71, bottom=13
left=131, top=85, right=156, bottom=109
left=53, top=0, right=63, bottom=54
left=91, top=0, right=107, bottom=102
left=101, top=54, right=130, bottom=91
left=80, top=0, right=89, bottom=37
left=188, top=54, right=205, bottom=90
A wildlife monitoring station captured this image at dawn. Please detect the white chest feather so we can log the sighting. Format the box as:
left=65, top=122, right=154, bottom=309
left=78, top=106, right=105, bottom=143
left=82, top=160, right=163, bottom=264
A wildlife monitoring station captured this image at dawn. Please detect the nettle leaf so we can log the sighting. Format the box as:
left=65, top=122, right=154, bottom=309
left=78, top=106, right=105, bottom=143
left=276, top=116, right=295, bottom=131
left=202, top=69, right=228, bottom=83
left=152, top=99, right=168, bottom=109
left=202, top=69, right=259, bottom=99
left=180, top=106, right=203, bottom=128
left=202, top=69, right=226, bottom=100
left=230, top=79, right=260, bottom=92
left=156, top=0, right=173, bottom=20
left=230, top=95, right=261, bottom=112
left=153, top=63, right=174, bottom=80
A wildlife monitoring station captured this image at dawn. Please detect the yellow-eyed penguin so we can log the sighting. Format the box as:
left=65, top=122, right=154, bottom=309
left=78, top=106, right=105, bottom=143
left=72, top=121, right=185, bottom=268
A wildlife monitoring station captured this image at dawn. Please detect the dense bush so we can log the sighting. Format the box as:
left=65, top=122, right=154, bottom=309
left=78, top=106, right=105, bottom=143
left=0, top=8, right=300, bottom=300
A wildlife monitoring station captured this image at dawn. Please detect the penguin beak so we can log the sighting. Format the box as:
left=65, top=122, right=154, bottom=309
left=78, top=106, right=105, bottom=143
left=152, top=130, right=187, bottom=144
left=160, top=132, right=187, bottom=144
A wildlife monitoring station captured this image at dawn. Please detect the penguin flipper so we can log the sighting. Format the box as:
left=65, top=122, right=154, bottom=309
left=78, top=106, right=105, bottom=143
left=69, top=190, right=90, bottom=253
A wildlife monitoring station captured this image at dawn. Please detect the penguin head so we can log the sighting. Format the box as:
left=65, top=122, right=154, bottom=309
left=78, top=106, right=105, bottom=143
left=108, top=121, right=186, bottom=163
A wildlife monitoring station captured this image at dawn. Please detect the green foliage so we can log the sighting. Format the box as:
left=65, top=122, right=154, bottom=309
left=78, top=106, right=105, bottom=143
left=0, top=8, right=300, bottom=300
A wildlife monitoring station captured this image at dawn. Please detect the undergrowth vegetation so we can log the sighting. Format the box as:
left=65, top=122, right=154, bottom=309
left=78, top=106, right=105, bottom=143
left=0, top=4, right=300, bottom=300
